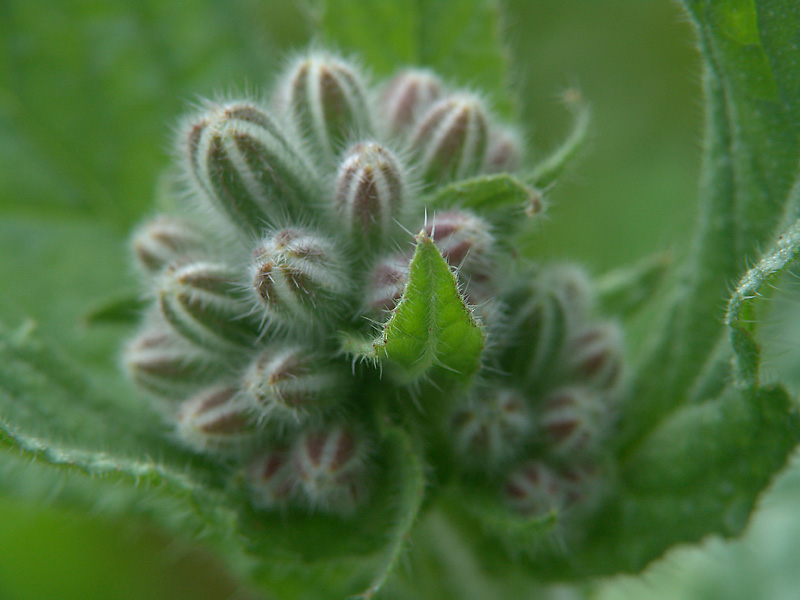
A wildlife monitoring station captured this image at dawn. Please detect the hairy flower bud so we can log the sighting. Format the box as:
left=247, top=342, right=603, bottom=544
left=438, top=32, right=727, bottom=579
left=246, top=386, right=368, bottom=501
left=123, top=328, right=229, bottom=399
left=450, top=388, right=532, bottom=467
left=424, top=210, right=494, bottom=271
left=563, top=322, right=625, bottom=391
left=378, top=68, right=443, bottom=137
left=502, top=265, right=593, bottom=386
left=247, top=445, right=298, bottom=510
left=540, top=387, right=607, bottom=458
left=241, top=345, right=346, bottom=425
left=292, top=425, right=371, bottom=515
left=158, top=260, right=258, bottom=350
left=131, top=216, right=205, bottom=274
left=277, top=53, right=372, bottom=159
left=176, top=386, right=257, bottom=456
left=410, top=94, right=489, bottom=183
left=185, top=100, right=319, bottom=235
left=334, top=142, right=405, bottom=243
left=483, top=125, right=523, bottom=174
left=249, top=227, right=348, bottom=328
left=504, top=461, right=564, bottom=516
left=363, top=253, right=410, bottom=315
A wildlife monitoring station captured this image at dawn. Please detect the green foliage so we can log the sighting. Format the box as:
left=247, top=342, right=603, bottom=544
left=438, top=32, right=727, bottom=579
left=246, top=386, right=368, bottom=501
left=374, top=231, right=486, bottom=385
left=3, top=0, right=800, bottom=599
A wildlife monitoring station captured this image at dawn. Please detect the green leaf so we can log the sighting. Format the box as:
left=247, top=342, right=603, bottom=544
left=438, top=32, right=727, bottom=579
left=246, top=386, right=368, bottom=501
left=317, top=0, right=513, bottom=115
left=83, top=293, right=147, bottom=326
left=424, top=173, right=543, bottom=236
left=726, top=218, right=800, bottom=388
left=374, top=231, right=486, bottom=385
left=0, top=0, right=308, bottom=227
left=615, top=384, right=800, bottom=572
left=626, top=0, right=800, bottom=442
left=527, top=90, right=592, bottom=189
left=0, top=319, right=431, bottom=598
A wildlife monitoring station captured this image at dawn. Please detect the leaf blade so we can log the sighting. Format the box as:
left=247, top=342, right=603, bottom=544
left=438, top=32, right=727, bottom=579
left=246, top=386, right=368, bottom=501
left=376, top=231, right=486, bottom=385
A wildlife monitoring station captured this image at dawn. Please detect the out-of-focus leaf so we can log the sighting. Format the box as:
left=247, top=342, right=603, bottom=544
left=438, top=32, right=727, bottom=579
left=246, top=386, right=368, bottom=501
left=627, top=0, right=800, bottom=443
left=317, top=0, right=513, bottom=115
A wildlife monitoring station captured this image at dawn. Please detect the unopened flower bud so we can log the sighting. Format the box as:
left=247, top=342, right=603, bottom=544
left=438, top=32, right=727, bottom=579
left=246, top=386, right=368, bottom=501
left=563, top=322, right=625, bottom=391
left=424, top=210, right=497, bottom=314
left=483, top=125, right=523, bottom=174
left=410, top=94, right=489, bottom=183
left=277, top=53, right=372, bottom=159
left=242, top=345, right=346, bottom=425
left=450, top=388, right=532, bottom=467
left=131, top=216, right=205, bottom=274
left=250, top=227, right=348, bottom=328
left=185, top=101, right=319, bottom=235
left=176, top=386, right=257, bottom=456
left=158, top=260, right=258, bottom=350
left=540, top=387, right=607, bottom=458
left=247, top=445, right=298, bottom=510
left=378, top=68, right=443, bottom=137
left=334, top=142, right=405, bottom=243
left=123, top=328, right=229, bottom=399
left=363, top=253, right=410, bottom=315
left=502, top=265, right=592, bottom=384
left=292, top=425, right=371, bottom=515
left=424, top=210, right=494, bottom=270
left=504, top=461, right=564, bottom=516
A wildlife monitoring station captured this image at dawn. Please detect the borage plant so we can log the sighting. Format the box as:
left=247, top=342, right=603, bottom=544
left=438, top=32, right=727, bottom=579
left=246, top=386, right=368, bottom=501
left=2, top=1, right=800, bottom=598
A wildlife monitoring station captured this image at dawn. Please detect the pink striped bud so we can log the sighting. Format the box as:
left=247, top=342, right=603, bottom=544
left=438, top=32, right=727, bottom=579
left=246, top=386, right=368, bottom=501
left=176, top=386, right=257, bottom=456
left=292, top=425, right=371, bottom=515
left=504, top=461, right=564, bottom=516
left=450, top=388, right=532, bottom=467
left=184, top=100, right=319, bottom=235
left=424, top=210, right=493, bottom=270
left=540, top=387, right=607, bottom=458
left=363, top=253, right=411, bottom=315
left=483, top=125, right=523, bottom=174
left=250, top=227, right=348, bottom=328
left=563, top=322, right=625, bottom=391
left=378, top=68, right=443, bottom=137
left=157, top=260, right=258, bottom=350
left=123, top=328, right=229, bottom=400
left=334, top=142, right=405, bottom=243
left=410, top=94, right=489, bottom=183
left=241, top=345, right=346, bottom=425
left=246, top=445, right=298, bottom=510
left=131, top=216, right=205, bottom=274
left=277, top=53, right=372, bottom=159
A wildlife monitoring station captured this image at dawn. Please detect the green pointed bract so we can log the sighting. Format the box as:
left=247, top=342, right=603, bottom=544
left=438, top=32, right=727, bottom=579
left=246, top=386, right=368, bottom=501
left=279, top=52, right=372, bottom=160
left=374, top=230, right=486, bottom=385
left=427, top=173, right=545, bottom=233
left=186, top=101, right=320, bottom=236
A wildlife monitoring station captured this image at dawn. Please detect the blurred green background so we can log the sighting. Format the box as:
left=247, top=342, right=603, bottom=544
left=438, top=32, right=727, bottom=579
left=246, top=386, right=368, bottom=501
left=1, top=1, right=797, bottom=598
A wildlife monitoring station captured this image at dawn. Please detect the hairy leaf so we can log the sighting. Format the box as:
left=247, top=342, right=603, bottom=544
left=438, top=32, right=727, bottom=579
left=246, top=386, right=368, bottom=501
left=318, top=0, right=513, bottom=115
left=375, top=231, right=486, bottom=385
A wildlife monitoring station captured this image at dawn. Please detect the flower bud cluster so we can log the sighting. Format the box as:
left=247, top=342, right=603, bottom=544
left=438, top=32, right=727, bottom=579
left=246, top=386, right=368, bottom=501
left=448, top=264, right=625, bottom=517
left=124, top=49, right=623, bottom=525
